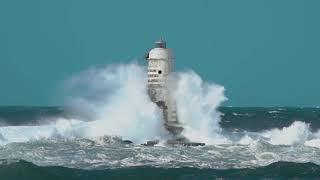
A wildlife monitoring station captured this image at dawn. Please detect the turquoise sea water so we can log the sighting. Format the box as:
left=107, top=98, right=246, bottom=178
left=1, top=107, right=320, bottom=179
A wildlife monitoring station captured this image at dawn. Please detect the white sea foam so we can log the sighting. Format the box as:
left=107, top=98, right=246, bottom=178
left=304, top=129, right=320, bottom=148
left=238, top=134, right=256, bottom=145
left=305, top=139, right=320, bottom=148
left=233, top=121, right=320, bottom=148
left=173, top=71, right=229, bottom=144
left=259, top=121, right=311, bottom=145
left=60, top=63, right=166, bottom=143
left=0, top=118, right=85, bottom=145
left=0, top=63, right=227, bottom=144
left=1, top=63, right=320, bottom=169
left=1, top=63, right=320, bottom=150
left=0, top=63, right=165, bottom=144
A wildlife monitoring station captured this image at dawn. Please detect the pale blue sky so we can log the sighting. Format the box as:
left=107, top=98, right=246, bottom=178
left=0, top=0, right=319, bottom=106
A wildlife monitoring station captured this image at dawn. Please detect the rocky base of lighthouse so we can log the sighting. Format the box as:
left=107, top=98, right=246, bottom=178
left=143, top=99, right=205, bottom=146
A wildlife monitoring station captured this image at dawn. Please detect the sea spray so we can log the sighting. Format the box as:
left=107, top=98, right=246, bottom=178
left=173, top=71, right=229, bottom=144
left=1, top=63, right=320, bottom=148
left=0, top=63, right=228, bottom=144
left=260, top=121, right=311, bottom=145
left=64, top=63, right=166, bottom=143
left=0, top=63, right=166, bottom=144
left=64, top=63, right=230, bottom=143
left=0, top=118, right=84, bottom=144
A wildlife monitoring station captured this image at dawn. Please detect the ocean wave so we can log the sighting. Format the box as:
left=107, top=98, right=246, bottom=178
left=0, top=159, right=319, bottom=179
left=1, top=63, right=320, bottom=171
left=1, top=136, right=320, bottom=170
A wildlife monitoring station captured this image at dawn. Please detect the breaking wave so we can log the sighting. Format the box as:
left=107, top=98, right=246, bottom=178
left=0, top=63, right=227, bottom=145
left=235, top=121, right=320, bottom=148
left=0, top=63, right=320, bottom=149
left=174, top=71, right=228, bottom=144
left=1, top=63, right=320, bottom=170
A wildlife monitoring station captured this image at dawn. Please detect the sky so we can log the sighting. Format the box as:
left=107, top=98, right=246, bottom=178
left=0, top=0, right=319, bottom=107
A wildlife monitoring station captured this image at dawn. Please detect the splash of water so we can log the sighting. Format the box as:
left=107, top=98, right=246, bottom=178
left=1, top=63, right=320, bottom=149
left=260, top=121, right=311, bottom=145
left=0, top=63, right=227, bottom=144
left=173, top=71, right=229, bottom=144
left=237, top=121, right=320, bottom=148
left=63, top=63, right=228, bottom=143
left=64, top=63, right=166, bottom=143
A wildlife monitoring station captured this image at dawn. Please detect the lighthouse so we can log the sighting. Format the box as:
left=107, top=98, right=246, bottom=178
left=145, top=39, right=184, bottom=138
left=142, top=39, right=205, bottom=146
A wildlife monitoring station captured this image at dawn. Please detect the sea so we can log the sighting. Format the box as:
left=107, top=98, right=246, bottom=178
left=1, top=64, right=320, bottom=179
left=1, top=107, right=320, bottom=179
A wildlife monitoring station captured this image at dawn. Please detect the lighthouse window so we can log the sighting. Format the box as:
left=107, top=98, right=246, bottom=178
left=148, top=79, right=161, bottom=82
left=148, top=69, right=157, bottom=72
left=158, top=70, right=162, bottom=74
left=148, top=74, right=159, bottom=77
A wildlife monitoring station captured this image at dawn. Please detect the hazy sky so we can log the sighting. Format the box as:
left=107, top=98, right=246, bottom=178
left=0, top=0, right=319, bottom=106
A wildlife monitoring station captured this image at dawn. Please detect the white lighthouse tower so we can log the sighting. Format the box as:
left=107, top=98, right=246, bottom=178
left=142, top=39, right=205, bottom=146
left=145, top=39, right=183, bottom=138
